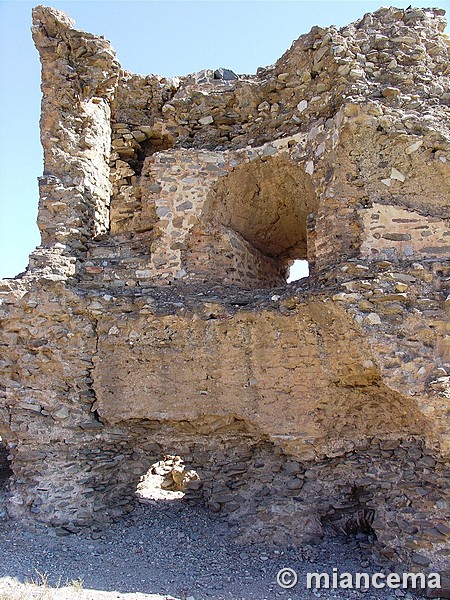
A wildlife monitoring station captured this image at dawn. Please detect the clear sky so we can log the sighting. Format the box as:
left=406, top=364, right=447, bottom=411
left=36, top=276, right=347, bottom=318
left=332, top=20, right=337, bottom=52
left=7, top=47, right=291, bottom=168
left=0, top=0, right=449, bottom=279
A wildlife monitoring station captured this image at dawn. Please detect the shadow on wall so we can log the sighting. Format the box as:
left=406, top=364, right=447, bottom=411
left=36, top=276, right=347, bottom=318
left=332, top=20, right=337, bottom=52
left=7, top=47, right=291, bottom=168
left=0, top=437, right=12, bottom=487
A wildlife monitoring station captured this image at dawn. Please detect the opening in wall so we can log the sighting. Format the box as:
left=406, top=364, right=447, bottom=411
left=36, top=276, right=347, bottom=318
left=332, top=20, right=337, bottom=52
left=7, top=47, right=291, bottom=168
left=287, top=259, right=309, bottom=283
left=135, top=454, right=200, bottom=505
left=320, top=483, right=377, bottom=544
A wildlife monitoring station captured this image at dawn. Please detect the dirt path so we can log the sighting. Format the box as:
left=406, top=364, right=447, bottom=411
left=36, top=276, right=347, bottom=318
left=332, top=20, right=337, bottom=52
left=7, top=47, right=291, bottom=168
left=0, top=500, right=422, bottom=600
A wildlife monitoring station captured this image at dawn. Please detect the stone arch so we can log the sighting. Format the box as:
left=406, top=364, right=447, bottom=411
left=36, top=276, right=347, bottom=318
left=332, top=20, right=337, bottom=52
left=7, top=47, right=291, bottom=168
left=206, top=154, right=316, bottom=261
left=184, top=153, right=318, bottom=287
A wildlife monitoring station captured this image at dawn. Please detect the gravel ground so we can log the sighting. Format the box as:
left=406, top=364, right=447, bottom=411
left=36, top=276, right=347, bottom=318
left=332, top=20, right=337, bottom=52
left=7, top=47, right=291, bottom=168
left=0, top=499, right=426, bottom=600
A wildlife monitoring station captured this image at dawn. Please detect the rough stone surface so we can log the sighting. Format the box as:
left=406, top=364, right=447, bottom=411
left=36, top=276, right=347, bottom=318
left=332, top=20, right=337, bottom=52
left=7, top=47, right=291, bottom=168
left=0, top=4, right=449, bottom=586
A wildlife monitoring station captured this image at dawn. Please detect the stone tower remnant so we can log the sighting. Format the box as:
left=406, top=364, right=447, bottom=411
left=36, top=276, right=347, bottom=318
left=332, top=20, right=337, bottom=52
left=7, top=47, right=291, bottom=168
left=0, top=4, right=449, bottom=579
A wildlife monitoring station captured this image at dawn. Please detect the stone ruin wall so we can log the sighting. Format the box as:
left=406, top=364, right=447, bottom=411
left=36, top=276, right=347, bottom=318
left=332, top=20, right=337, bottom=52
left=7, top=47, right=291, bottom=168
left=0, top=3, right=450, bottom=581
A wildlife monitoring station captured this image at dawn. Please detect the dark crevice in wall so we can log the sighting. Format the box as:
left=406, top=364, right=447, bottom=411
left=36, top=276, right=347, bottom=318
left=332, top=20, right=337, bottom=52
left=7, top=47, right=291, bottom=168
left=85, top=316, right=104, bottom=428
left=130, top=136, right=174, bottom=176
left=320, top=486, right=377, bottom=541
left=0, top=440, right=12, bottom=487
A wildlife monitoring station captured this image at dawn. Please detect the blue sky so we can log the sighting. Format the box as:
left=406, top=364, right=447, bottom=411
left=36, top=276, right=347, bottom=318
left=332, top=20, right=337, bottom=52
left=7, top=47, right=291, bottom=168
left=1, top=0, right=449, bottom=279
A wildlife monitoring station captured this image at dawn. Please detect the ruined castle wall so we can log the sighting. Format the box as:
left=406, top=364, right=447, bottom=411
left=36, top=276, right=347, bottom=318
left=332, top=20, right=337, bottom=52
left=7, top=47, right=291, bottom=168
left=29, top=5, right=450, bottom=287
left=31, top=6, right=119, bottom=254
left=362, top=203, right=450, bottom=260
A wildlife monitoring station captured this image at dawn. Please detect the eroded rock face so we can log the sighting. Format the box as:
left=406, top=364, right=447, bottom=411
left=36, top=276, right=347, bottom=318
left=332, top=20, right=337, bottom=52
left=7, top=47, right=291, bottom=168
left=0, top=4, right=449, bottom=576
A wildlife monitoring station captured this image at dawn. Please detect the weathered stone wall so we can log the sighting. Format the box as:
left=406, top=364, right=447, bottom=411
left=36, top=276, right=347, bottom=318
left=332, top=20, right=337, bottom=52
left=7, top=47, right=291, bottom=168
left=32, top=6, right=119, bottom=251
left=0, top=3, right=449, bottom=582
